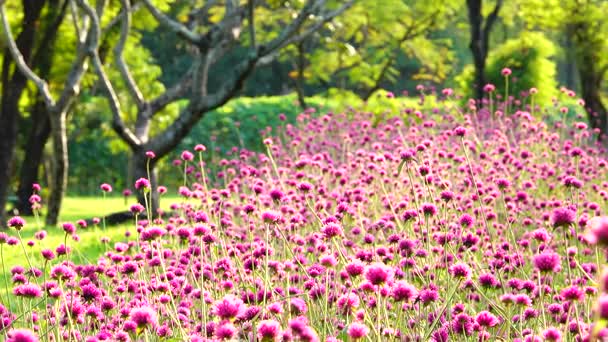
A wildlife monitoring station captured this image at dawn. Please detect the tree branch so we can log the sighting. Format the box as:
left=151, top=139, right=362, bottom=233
left=102, top=1, right=141, bottom=35
left=76, top=0, right=141, bottom=148
left=0, top=1, right=55, bottom=108
left=482, top=0, right=502, bottom=50
left=140, top=0, right=202, bottom=45
left=114, top=0, right=145, bottom=110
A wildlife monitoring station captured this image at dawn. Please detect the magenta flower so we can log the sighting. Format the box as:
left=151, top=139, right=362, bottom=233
left=181, top=150, right=194, bottom=161
left=7, top=216, right=26, bottom=230
left=585, top=216, right=608, bottom=246
left=6, top=328, right=39, bottom=342
left=475, top=311, right=499, bottom=328
left=257, top=319, right=282, bottom=341
left=321, top=222, right=343, bottom=239
left=364, top=262, right=394, bottom=286
left=212, top=295, right=246, bottom=321
left=347, top=322, right=369, bottom=340
left=550, top=207, right=576, bottom=228
left=533, top=252, right=561, bottom=273
left=13, top=283, right=42, bottom=298
left=100, top=183, right=112, bottom=192
left=134, top=178, right=151, bottom=190
left=129, top=306, right=158, bottom=330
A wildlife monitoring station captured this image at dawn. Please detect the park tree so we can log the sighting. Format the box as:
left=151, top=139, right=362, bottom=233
left=90, top=0, right=354, bottom=213
left=466, top=0, right=503, bottom=101
left=517, top=0, right=608, bottom=140
left=0, top=0, right=70, bottom=225
left=289, top=0, right=458, bottom=103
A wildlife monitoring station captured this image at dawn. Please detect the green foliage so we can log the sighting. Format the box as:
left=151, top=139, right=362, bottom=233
left=456, top=32, right=558, bottom=107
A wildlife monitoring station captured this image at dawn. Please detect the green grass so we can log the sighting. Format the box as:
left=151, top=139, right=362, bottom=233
left=0, top=196, right=181, bottom=301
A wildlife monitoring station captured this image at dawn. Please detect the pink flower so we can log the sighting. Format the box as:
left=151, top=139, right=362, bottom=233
left=212, top=295, right=246, bottom=320
left=100, top=183, right=112, bottom=192
left=129, top=306, right=158, bottom=330
left=134, top=178, right=151, bottom=190
left=585, top=217, right=608, bottom=246
left=501, top=67, right=512, bottom=76
left=364, top=263, right=394, bottom=285
left=7, top=216, right=26, bottom=230
left=6, top=328, right=39, bottom=342
left=347, top=322, right=369, bottom=339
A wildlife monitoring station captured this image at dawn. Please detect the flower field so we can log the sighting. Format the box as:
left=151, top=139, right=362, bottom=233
left=2, top=88, right=608, bottom=341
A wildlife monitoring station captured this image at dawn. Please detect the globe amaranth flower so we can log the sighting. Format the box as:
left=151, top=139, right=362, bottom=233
left=585, top=216, right=608, bottom=246
left=134, top=178, right=151, bottom=190
left=550, top=207, right=576, bottom=228
left=7, top=216, right=26, bottom=230
left=129, top=306, right=158, bottom=330
left=257, top=319, right=282, bottom=342
left=321, top=222, right=343, bottom=239
left=364, top=262, right=394, bottom=286
left=6, top=328, right=39, bottom=342
left=347, top=322, right=369, bottom=340
left=533, top=252, right=561, bottom=273
left=212, top=294, right=246, bottom=321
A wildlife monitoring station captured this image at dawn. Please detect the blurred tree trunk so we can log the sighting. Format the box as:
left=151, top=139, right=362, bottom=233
left=576, top=47, right=608, bottom=141
left=466, top=0, right=502, bottom=101
left=0, top=0, right=45, bottom=227
left=15, top=1, right=67, bottom=216
left=15, top=101, right=51, bottom=216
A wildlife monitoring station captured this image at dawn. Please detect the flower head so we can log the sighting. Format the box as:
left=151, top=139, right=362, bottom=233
left=6, top=328, right=39, bottom=342
left=100, top=183, right=112, bottom=192
left=585, top=216, right=608, bottom=246
left=129, top=306, right=158, bottom=330
left=533, top=252, right=561, bottom=273
left=347, top=322, right=369, bottom=340
left=7, top=216, right=26, bottom=230
left=550, top=208, right=576, bottom=228
left=364, top=263, right=394, bottom=286
left=212, top=295, right=246, bottom=320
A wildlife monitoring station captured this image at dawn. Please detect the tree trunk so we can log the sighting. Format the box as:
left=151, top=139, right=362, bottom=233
left=130, top=148, right=159, bottom=216
left=578, top=56, right=608, bottom=141
left=467, top=0, right=485, bottom=101
left=15, top=100, right=51, bottom=215
left=46, top=110, right=69, bottom=225
left=0, top=0, right=45, bottom=227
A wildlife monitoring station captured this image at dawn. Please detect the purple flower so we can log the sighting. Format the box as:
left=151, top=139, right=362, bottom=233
left=181, top=150, right=194, bottom=161
left=7, top=216, right=25, bottom=230
left=100, top=183, right=112, bottom=192
left=390, top=281, right=418, bottom=302
left=6, top=328, right=39, bottom=342
left=321, top=222, right=343, bottom=239
left=129, top=306, right=158, bottom=330
left=449, top=263, right=472, bottom=279
left=364, top=263, right=394, bottom=286
left=13, top=283, right=42, bottom=298
left=134, top=178, right=151, bottom=190
left=261, top=211, right=281, bottom=224
left=257, top=320, right=281, bottom=341
left=475, top=311, right=499, bottom=327
left=533, top=252, right=561, bottom=273
left=550, top=208, right=576, bottom=228
left=62, top=222, right=76, bottom=235
left=451, top=313, right=473, bottom=335
left=212, top=295, right=246, bottom=320
left=347, top=322, right=369, bottom=340
left=585, top=216, right=608, bottom=246
left=454, top=126, right=467, bottom=137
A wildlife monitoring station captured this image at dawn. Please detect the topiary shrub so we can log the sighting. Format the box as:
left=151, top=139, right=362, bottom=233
left=456, top=31, right=558, bottom=109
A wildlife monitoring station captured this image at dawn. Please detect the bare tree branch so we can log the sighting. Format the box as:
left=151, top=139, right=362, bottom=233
left=77, top=0, right=141, bottom=148
left=140, top=0, right=202, bottom=45
left=148, top=67, right=195, bottom=115
left=0, top=2, right=55, bottom=108
left=114, top=0, right=145, bottom=110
